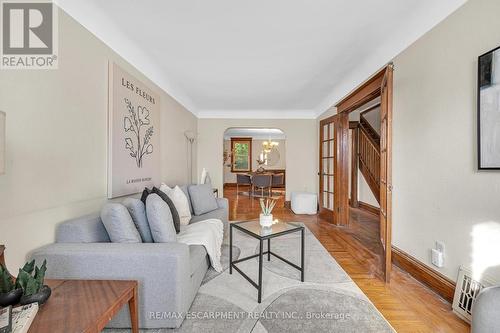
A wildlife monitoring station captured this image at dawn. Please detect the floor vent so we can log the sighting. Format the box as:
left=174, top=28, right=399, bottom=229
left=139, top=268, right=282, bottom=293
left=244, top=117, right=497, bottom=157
left=452, top=266, right=495, bottom=323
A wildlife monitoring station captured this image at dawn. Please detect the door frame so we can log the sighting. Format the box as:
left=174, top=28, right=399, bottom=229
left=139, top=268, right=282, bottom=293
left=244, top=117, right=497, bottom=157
left=349, top=121, right=359, bottom=208
left=319, top=114, right=338, bottom=222
left=333, top=64, right=393, bottom=281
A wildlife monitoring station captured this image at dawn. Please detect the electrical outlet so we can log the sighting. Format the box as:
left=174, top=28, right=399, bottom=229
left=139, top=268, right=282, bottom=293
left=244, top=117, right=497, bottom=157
left=435, top=241, right=445, bottom=254
left=431, top=249, right=444, bottom=268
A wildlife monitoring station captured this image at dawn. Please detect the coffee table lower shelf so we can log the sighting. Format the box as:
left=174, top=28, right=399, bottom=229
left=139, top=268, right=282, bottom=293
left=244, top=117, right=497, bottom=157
left=229, top=221, right=305, bottom=303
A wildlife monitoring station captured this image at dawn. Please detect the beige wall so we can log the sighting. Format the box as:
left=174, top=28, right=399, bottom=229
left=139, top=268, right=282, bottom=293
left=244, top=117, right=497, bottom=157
left=198, top=119, right=317, bottom=200
left=223, top=139, right=286, bottom=184
left=315, top=0, right=500, bottom=282
left=392, top=0, right=500, bottom=281
left=0, top=9, right=197, bottom=271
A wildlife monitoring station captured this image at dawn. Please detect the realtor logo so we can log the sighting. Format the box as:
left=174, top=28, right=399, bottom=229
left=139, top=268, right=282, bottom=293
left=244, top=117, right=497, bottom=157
left=1, top=0, right=58, bottom=69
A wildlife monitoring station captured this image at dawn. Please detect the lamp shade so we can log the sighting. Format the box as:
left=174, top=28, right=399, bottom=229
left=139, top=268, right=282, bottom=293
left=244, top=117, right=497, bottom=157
left=0, top=111, right=4, bottom=175
left=184, top=130, right=196, bottom=141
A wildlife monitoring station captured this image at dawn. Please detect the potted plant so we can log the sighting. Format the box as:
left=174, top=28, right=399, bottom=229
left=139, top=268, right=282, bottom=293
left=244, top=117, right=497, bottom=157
left=0, top=264, right=22, bottom=307
left=16, top=259, right=51, bottom=305
left=259, top=198, right=276, bottom=227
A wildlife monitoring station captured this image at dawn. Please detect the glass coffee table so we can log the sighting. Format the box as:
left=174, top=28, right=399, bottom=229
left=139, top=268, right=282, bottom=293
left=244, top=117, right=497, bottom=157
left=229, top=220, right=305, bottom=303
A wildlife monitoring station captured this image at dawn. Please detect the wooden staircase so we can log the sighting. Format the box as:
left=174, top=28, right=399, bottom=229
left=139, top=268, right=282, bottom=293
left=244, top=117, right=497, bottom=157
left=358, top=112, right=381, bottom=203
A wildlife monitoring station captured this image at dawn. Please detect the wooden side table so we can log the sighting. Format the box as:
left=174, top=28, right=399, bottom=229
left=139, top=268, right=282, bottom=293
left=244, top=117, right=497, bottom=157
left=0, top=245, right=139, bottom=333
left=28, top=279, right=139, bottom=333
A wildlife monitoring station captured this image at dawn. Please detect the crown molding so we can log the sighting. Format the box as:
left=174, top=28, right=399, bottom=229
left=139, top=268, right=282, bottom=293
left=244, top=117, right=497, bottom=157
left=55, top=0, right=466, bottom=122
left=197, top=109, right=316, bottom=119
left=313, top=0, right=467, bottom=120
left=55, top=0, right=198, bottom=116
left=223, top=134, right=286, bottom=140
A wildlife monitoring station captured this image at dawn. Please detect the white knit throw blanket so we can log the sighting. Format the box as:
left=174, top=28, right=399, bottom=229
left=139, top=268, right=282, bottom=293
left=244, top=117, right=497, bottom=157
left=177, top=219, right=224, bottom=272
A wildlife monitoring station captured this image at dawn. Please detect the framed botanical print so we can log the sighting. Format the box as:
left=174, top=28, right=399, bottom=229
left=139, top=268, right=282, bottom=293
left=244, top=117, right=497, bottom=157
left=478, top=46, right=500, bottom=169
left=108, top=62, right=161, bottom=197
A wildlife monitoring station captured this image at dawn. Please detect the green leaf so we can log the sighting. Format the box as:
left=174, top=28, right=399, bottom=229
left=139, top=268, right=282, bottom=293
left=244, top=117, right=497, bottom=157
left=21, top=260, right=35, bottom=275
left=0, top=265, right=14, bottom=293
left=24, top=278, right=40, bottom=296
left=15, top=269, right=30, bottom=291
left=34, top=260, right=46, bottom=288
left=14, top=260, right=47, bottom=296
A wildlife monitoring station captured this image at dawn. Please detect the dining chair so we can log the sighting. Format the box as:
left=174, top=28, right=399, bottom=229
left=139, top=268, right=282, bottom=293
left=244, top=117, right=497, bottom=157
left=252, top=174, right=272, bottom=197
left=271, top=173, right=284, bottom=193
left=236, top=174, right=252, bottom=196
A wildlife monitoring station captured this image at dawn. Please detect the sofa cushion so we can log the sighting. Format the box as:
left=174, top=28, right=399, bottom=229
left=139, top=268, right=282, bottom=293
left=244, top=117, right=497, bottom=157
left=152, top=187, right=181, bottom=233
left=160, top=184, right=192, bottom=226
left=100, top=203, right=142, bottom=243
left=146, top=194, right=177, bottom=242
left=122, top=198, right=153, bottom=243
left=188, top=184, right=218, bottom=216
left=56, top=214, right=110, bottom=243
left=189, top=245, right=208, bottom=277
left=189, top=208, right=226, bottom=225
left=140, top=187, right=153, bottom=205
left=180, top=185, right=194, bottom=214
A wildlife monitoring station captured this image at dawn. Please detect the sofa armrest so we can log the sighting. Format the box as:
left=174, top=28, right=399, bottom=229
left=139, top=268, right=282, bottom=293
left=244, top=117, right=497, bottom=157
left=28, top=242, right=191, bottom=328
left=216, top=198, right=229, bottom=242
left=216, top=197, right=228, bottom=210
left=472, top=286, right=500, bottom=332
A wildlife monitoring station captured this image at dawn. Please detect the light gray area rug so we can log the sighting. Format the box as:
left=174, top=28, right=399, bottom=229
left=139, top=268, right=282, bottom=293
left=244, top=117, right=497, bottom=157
left=105, top=223, right=394, bottom=333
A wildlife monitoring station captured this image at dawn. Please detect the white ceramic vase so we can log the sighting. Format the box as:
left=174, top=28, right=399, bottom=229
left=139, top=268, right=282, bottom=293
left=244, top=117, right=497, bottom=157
left=259, top=213, right=273, bottom=227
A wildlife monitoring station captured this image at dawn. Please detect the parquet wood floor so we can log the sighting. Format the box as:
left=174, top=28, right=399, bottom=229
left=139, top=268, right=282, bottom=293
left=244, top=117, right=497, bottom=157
left=224, top=186, right=469, bottom=333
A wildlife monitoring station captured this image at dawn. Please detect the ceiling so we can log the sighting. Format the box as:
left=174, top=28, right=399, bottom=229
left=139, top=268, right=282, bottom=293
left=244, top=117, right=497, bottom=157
left=56, top=0, right=466, bottom=119
left=224, top=128, right=285, bottom=140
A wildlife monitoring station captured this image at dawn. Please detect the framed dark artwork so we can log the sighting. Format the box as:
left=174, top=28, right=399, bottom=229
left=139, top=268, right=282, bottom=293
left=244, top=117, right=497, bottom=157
left=478, top=46, right=500, bottom=170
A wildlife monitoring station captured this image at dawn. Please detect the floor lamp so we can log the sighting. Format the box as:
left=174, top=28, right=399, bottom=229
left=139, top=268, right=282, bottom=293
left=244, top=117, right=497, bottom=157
left=184, top=130, right=196, bottom=184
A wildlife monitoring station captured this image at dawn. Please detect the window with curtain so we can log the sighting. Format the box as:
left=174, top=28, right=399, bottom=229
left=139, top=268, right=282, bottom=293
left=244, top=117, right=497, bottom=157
left=231, top=138, right=252, bottom=172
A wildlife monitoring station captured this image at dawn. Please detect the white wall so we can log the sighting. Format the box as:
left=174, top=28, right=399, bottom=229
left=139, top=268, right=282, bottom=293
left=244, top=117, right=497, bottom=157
left=363, top=107, right=381, bottom=135
left=0, top=9, right=197, bottom=271
left=198, top=119, right=317, bottom=201
left=223, top=139, right=286, bottom=184
left=348, top=130, right=379, bottom=208
left=392, top=0, right=500, bottom=281
left=358, top=173, right=379, bottom=207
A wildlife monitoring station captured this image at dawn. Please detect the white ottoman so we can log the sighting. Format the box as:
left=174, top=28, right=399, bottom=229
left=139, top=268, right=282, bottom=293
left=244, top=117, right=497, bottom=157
left=291, top=192, right=317, bottom=215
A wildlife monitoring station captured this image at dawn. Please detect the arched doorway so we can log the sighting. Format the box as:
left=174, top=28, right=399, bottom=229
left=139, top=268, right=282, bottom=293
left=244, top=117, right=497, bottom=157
left=222, top=128, right=287, bottom=219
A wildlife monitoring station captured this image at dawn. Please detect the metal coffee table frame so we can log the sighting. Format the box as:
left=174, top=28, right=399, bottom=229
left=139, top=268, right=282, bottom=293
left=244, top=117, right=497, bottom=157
left=229, top=221, right=305, bottom=303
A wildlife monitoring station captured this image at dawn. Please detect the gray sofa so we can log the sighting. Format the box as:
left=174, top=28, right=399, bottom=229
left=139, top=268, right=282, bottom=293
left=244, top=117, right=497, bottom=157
left=29, top=189, right=228, bottom=329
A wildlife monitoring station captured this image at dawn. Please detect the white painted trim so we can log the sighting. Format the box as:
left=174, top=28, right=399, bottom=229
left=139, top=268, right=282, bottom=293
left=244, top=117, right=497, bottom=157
left=223, top=134, right=286, bottom=140
left=55, top=0, right=467, bottom=121
left=313, top=0, right=467, bottom=119
left=55, top=0, right=198, bottom=116
left=197, top=109, right=316, bottom=119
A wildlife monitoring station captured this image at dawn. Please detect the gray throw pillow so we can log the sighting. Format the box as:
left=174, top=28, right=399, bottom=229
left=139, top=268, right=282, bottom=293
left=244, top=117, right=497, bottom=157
left=146, top=194, right=177, bottom=242
left=122, top=198, right=153, bottom=243
left=140, top=187, right=152, bottom=205
left=152, top=187, right=180, bottom=233
left=100, top=203, right=142, bottom=243
left=180, top=185, right=194, bottom=214
left=188, top=183, right=218, bottom=216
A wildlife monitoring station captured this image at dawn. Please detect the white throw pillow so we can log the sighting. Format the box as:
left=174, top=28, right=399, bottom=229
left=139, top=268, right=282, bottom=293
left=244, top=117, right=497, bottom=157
left=160, top=184, right=192, bottom=225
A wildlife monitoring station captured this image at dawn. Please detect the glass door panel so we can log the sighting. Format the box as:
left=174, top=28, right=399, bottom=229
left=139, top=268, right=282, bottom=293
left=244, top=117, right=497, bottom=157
left=319, top=120, right=336, bottom=220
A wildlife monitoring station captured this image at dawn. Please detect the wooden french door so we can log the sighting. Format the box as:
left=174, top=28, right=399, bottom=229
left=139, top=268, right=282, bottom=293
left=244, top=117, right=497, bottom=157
left=379, top=65, right=393, bottom=282
left=319, top=116, right=337, bottom=222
